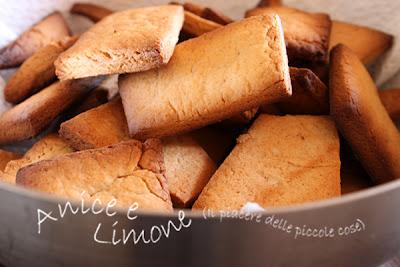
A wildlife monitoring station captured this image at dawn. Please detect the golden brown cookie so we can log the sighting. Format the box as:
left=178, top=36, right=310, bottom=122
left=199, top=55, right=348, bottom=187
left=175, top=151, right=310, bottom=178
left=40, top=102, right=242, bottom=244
left=0, top=12, right=70, bottom=69
left=193, top=115, right=341, bottom=210
left=70, top=3, right=113, bottom=22
left=246, top=6, right=332, bottom=63
left=163, top=135, right=216, bottom=208
left=119, top=15, right=291, bottom=139
left=55, top=5, right=184, bottom=80
left=0, top=77, right=101, bottom=145
left=329, top=21, right=393, bottom=65
left=1, top=134, right=73, bottom=184
left=17, top=140, right=173, bottom=211
left=60, top=98, right=130, bottom=151
left=4, top=36, right=77, bottom=104
left=182, top=11, right=222, bottom=37
left=59, top=99, right=216, bottom=208
left=330, top=44, right=400, bottom=184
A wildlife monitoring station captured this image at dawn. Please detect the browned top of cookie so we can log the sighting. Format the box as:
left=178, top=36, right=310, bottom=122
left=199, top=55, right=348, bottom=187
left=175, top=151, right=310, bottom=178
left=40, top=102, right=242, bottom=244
left=0, top=12, right=70, bottom=69
left=246, top=6, right=332, bottom=63
left=0, top=77, right=101, bottom=145
left=4, top=36, right=78, bottom=104
left=119, top=14, right=291, bottom=139
left=330, top=44, right=400, bottom=184
left=329, top=21, right=393, bottom=65
left=17, top=140, right=172, bottom=211
left=55, top=5, right=184, bottom=80
left=2, top=134, right=74, bottom=184
left=193, top=115, right=341, bottom=210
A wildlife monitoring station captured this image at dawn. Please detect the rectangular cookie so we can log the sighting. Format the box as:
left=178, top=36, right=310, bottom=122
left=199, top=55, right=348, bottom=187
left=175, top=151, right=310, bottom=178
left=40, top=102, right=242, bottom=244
left=119, top=15, right=291, bottom=139
left=0, top=77, right=102, bottom=145
left=246, top=6, right=332, bottom=63
left=193, top=115, right=341, bottom=210
left=329, top=21, right=393, bottom=65
left=0, top=12, right=70, bottom=69
left=1, top=134, right=74, bottom=184
left=59, top=99, right=216, bottom=208
left=4, top=36, right=78, bottom=104
left=182, top=11, right=222, bottom=37
left=163, top=135, right=216, bottom=207
left=55, top=5, right=184, bottom=80
left=17, top=140, right=173, bottom=211
left=330, top=44, right=400, bottom=184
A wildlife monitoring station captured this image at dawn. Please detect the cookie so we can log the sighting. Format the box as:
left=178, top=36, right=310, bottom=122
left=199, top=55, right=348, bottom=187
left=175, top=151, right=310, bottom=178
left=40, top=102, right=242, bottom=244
left=0, top=12, right=70, bottom=69
left=0, top=77, right=102, bottom=145
left=1, top=134, right=73, bottom=184
left=60, top=98, right=130, bottom=151
left=330, top=44, right=400, bottom=184
left=329, top=21, right=393, bottom=65
left=193, top=115, right=341, bottom=210
left=59, top=99, right=216, bottom=208
left=4, top=36, right=77, bottom=104
left=70, top=3, right=113, bottom=22
left=182, top=11, right=222, bottom=37
left=17, top=140, right=173, bottom=211
left=246, top=6, right=332, bottom=63
left=55, top=5, right=184, bottom=80
left=163, top=135, right=216, bottom=207
left=119, top=15, right=291, bottom=139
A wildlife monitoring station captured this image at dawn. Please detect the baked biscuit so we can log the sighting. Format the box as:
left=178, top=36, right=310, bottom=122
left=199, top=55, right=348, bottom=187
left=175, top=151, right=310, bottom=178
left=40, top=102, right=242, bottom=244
left=193, top=115, right=341, bottom=210
left=60, top=98, right=130, bottom=151
left=182, top=11, right=222, bottom=37
left=0, top=12, right=70, bottom=69
left=379, top=88, right=400, bottom=121
left=55, top=5, right=184, bottom=80
left=71, top=3, right=113, bottom=22
left=0, top=77, right=101, bottom=145
left=59, top=99, right=217, bottom=207
left=330, top=44, right=400, bottom=184
left=17, top=140, right=173, bottom=211
left=0, top=150, right=21, bottom=172
left=272, top=67, right=329, bottom=115
left=119, top=15, right=291, bottom=139
left=4, top=36, right=77, bottom=104
left=163, top=135, right=216, bottom=207
left=246, top=6, right=332, bottom=63
left=330, top=21, right=393, bottom=65
left=1, top=134, right=73, bottom=184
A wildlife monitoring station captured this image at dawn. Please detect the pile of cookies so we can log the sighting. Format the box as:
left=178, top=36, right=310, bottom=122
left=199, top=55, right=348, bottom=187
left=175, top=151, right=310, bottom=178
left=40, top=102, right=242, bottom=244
left=0, top=0, right=399, bottom=212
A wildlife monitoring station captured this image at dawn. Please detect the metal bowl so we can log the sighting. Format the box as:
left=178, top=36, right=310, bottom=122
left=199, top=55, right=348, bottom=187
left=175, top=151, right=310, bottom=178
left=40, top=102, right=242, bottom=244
left=0, top=179, right=399, bottom=267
